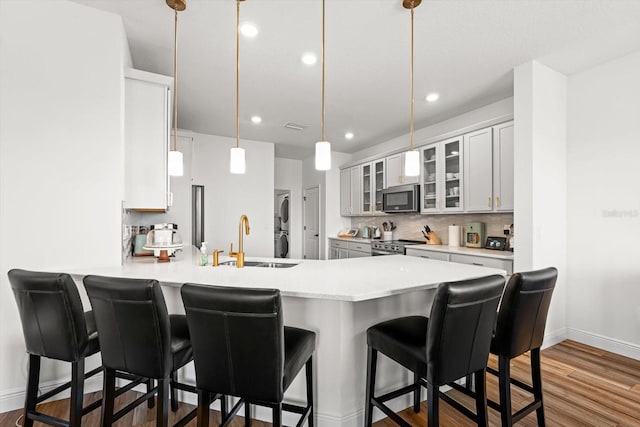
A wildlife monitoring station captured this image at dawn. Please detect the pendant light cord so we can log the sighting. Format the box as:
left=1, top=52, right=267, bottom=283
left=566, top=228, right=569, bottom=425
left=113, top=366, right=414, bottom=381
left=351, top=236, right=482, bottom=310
left=173, top=7, right=179, bottom=151
left=410, top=3, right=414, bottom=151
left=236, top=0, right=240, bottom=149
left=321, top=0, right=326, bottom=141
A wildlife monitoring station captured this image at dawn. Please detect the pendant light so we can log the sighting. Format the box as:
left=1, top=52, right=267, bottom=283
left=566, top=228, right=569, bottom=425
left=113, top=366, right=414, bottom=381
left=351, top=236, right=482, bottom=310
left=314, top=0, right=331, bottom=171
left=230, top=0, right=246, bottom=174
left=403, top=0, right=421, bottom=177
left=167, top=0, right=186, bottom=177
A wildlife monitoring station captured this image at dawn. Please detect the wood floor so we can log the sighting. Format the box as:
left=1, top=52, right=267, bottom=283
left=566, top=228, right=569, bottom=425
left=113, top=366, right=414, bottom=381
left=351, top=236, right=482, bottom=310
left=1, top=340, right=639, bottom=426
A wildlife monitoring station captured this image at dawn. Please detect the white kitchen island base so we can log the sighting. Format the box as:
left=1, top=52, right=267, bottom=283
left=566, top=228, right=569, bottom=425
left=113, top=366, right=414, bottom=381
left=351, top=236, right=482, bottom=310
left=67, top=249, right=506, bottom=427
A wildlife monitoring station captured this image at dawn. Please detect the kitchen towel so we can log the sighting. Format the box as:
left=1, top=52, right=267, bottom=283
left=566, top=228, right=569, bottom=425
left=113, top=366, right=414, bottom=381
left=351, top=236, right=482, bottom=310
left=448, top=225, right=460, bottom=247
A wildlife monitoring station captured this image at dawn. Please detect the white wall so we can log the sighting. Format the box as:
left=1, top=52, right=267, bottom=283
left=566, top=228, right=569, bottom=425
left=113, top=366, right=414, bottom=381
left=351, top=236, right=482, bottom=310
left=351, top=97, right=513, bottom=162
left=275, top=158, right=303, bottom=259
left=513, top=61, right=568, bottom=345
left=191, top=133, right=274, bottom=257
left=566, top=50, right=640, bottom=357
left=0, top=0, right=127, bottom=408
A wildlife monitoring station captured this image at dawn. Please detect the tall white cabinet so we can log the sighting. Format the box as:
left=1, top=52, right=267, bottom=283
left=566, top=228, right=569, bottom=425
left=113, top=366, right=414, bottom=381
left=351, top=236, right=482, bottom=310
left=123, top=68, right=172, bottom=211
left=463, top=121, right=514, bottom=212
left=340, top=166, right=362, bottom=216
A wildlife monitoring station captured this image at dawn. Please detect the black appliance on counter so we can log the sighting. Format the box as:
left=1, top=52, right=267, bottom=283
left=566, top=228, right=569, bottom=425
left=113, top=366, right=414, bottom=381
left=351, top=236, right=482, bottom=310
left=371, top=239, right=424, bottom=256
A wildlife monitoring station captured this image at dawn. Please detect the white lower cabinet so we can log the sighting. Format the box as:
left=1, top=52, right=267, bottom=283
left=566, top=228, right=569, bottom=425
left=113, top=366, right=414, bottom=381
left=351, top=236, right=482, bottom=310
left=406, top=248, right=513, bottom=274
left=329, top=239, right=371, bottom=259
left=405, top=248, right=450, bottom=261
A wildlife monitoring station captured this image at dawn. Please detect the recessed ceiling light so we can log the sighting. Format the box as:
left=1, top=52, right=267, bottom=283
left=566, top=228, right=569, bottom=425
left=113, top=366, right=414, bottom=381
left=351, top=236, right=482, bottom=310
left=301, top=53, right=317, bottom=66
left=251, top=115, right=262, bottom=124
left=345, top=132, right=354, bottom=140
left=426, top=93, right=440, bottom=103
left=240, top=22, right=258, bottom=38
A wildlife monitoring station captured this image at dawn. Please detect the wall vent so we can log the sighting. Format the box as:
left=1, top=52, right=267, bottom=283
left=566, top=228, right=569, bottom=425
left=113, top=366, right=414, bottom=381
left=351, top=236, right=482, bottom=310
left=283, top=122, right=307, bottom=131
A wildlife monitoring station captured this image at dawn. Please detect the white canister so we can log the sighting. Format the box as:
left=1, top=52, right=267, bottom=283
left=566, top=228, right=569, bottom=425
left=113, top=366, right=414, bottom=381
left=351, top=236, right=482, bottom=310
left=448, top=225, right=461, bottom=247
left=383, top=231, right=393, bottom=241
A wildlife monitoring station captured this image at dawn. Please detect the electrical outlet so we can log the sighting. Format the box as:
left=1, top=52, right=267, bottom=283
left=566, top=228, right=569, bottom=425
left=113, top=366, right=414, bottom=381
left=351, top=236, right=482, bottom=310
left=503, top=225, right=510, bottom=236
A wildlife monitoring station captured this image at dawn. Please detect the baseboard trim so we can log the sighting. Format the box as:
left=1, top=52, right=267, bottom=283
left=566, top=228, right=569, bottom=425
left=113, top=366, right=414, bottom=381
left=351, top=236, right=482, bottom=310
left=542, top=326, right=568, bottom=349
left=567, top=328, right=640, bottom=360
left=0, top=374, right=103, bottom=414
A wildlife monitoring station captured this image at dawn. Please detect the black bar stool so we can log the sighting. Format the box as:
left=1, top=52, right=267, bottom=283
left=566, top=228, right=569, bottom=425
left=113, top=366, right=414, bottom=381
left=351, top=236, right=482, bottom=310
left=487, top=267, right=558, bottom=426
left=180, top=284, right=315, bottom=427
left=364, top=275, right=505, bottom=427
left=84, top=275, right=212, bottom=427
left=8, top=269, right=103, bottom=427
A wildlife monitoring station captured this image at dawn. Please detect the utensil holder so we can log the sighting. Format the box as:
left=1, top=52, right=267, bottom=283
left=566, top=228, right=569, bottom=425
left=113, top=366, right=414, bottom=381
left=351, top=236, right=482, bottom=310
left=383, top=231, right=393, bottom=241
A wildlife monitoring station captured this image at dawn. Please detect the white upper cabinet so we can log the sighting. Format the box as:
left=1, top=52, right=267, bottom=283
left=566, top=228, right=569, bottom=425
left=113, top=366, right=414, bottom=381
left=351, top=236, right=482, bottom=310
left=464, top=127, right=494, bottom=211
left=361, top=159, right=385, bottom=215
left=340, top=166, right=362, bottom=216
left=123, top=68, right=172, bottom=211
left=462, top=121, right=514, bottom=212
left=493, top=121, right=514, bottom=211
left=386, top=153, right=419, bottom=188
left=421, top=136, right=463, bottom=213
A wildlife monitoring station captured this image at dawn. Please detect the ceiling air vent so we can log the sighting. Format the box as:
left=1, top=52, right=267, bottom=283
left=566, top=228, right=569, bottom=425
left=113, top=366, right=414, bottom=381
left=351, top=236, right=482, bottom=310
left=283, top=122, right=307, bottom=131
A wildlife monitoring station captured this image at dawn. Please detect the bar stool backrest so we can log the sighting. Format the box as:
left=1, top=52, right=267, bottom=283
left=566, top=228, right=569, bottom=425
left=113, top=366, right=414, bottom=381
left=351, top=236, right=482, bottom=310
left=181, top=284, right=285, bottom=403
left=84, top=275, right=172, bottom=379
left=426, top=275, right=505, bottom=386
left=9, top=269, right=90, bottom=362
left=493, top=267, right=558, bottom=358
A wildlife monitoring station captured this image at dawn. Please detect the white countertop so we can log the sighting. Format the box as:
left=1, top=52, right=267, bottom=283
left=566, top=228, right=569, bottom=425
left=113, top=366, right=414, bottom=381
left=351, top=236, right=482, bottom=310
left=65, top=247, right=506, bottom=302
left=405, top=244, right=514, bottom=260
left=328, top=236, right=373, bottom=243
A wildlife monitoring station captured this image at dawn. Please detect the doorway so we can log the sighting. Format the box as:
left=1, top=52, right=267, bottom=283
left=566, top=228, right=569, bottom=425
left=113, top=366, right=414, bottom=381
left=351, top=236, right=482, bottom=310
left=303, top=186, right=320, bottom=260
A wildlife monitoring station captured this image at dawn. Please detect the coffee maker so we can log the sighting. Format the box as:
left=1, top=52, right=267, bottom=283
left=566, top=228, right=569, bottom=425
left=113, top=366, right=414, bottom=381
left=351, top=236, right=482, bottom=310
left=464, top=222, right=485, bottom=248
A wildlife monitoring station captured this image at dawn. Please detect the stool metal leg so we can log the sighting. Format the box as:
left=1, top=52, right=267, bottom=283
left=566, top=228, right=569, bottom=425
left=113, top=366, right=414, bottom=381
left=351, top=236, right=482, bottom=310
left=170, top=371, right=179, bottom=412
left=474, top=368, right=488, bottom=427
left=413, top=371, right=421, bottom=413
left=272, top=403, right=282, bottom=427
left=244, top=401, right=251, bottom=427
left=69, top=359, right=84, bottom=427
left=531, top=349, right=546, bottom=427
left=23, top=354, right=40, bottom=427
left=197, top=389, right=210, bottom=427
left=364, top=347, right=377, bottom=427
left=157, top=378, right=169, bottom=427
left=498, top=354, right=513, bottom=427
left=101, top=368, right=116, bottom=427
left=147, top=378, right=155, bottom=408
left=427, top=382, right=439, bottom=427
left=306, top=356, right=314, bottom=427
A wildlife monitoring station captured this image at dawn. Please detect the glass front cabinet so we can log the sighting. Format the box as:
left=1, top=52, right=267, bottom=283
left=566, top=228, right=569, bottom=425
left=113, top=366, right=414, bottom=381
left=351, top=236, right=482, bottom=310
left=421, top=137, right=463, bottom=213
left=361, top=159, right=385, bottom=215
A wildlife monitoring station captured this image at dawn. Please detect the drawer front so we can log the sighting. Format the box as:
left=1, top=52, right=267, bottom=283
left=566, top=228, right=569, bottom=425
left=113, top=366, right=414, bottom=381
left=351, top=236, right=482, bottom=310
left=330, top=239, right=349, bottom=249
left=405, top=248, right=450, bottom=262
left=348, top=250, right=370, bottom=258
left=348, top=242, right=371, bottom=254
left=449, top=254, right=513, bottom=274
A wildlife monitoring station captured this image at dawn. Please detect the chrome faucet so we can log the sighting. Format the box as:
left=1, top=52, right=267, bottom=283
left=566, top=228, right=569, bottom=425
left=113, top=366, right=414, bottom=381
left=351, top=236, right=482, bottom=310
left=229, top=214, right=250, bottom=268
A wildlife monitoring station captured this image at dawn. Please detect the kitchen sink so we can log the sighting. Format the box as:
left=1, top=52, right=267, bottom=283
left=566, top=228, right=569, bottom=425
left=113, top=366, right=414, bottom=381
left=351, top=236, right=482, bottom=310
left=218, top=260, right=298, bottom=268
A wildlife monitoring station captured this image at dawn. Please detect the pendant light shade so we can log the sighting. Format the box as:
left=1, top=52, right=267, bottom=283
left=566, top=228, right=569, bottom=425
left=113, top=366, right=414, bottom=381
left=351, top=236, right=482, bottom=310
left=168, top=150, right=184, bottom=176
left=404, top=149, right=420, bottom=177
left=231, top=0, right=247, bottom=175
left=167, top=0, right=185, bottom=177
left=403, top=0, right=421, bottom=177
left=315, top=141, right=331, bottom=171
left=314, top=0, right=331, bottom=171
left=230, top=147, right=246, bottom=174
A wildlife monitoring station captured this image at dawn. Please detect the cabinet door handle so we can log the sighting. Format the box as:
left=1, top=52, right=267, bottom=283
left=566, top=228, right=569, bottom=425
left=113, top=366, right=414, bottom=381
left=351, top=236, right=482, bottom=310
left=487, top=197, right=491, bottom=207
left=472, top=262, right=484, bottom=266
left=495, top=196, right=500, bottom=207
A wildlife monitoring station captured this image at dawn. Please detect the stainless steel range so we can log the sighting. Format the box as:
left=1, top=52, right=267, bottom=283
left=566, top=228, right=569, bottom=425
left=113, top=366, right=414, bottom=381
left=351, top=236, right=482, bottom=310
left=371, top=239, right=424, bottom=256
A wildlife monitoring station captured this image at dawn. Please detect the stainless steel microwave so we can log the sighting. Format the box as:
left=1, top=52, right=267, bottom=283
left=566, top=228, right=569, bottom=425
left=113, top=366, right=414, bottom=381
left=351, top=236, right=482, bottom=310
left=382, top=184, right=419, bottom=213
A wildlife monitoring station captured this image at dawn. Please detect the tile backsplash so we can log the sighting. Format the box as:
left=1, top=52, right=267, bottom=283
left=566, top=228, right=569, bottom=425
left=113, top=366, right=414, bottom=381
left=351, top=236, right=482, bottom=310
left=351, top=213, right=514, bottom=245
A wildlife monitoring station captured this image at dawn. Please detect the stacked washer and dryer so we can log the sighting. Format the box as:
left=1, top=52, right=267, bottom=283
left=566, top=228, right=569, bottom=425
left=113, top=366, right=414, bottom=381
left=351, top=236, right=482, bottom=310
left=274, top=193, right=289, bottom=258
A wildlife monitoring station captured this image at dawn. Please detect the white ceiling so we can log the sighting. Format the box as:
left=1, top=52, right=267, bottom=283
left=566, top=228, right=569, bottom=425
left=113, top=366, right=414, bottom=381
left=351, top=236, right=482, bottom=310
left=72, top=0, right=640, bottom=159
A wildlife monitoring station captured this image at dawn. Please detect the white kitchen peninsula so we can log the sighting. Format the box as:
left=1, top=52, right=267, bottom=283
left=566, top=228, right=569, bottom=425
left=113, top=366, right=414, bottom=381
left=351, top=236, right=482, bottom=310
left=66, top=248, right=505, bottom=427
